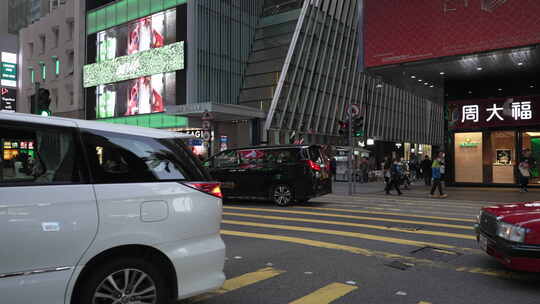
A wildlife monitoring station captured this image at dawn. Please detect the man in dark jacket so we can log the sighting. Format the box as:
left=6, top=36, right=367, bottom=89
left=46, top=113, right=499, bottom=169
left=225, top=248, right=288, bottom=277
left=421, top=155, right=432, bottom=186
left=385, top=158, right=402, bottom=195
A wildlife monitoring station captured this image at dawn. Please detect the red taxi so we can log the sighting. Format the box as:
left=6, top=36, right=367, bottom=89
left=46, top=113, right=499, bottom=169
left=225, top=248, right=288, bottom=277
left=475, top=202, right=540, bottom=272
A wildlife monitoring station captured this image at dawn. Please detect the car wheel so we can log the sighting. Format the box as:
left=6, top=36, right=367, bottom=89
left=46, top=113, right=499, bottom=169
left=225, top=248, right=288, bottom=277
left=75, top=258, right=171, bottom=304
left=272, top=184, right=293, bottom=207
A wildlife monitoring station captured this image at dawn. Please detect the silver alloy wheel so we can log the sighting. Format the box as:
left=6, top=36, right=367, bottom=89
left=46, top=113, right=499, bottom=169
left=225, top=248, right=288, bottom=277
left=273, top=185, right=292, bottom=206
left=92, top=268, right=157, bottom=304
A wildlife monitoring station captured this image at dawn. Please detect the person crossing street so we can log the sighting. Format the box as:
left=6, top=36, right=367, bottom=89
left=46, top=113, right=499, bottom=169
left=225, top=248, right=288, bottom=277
left=385, top=158, right=403, bottom=195
left=430, top=152, right=447, bottom=198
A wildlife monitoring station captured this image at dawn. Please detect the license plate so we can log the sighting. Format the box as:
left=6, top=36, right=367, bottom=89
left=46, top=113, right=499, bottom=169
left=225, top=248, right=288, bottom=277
left=479, top=234, right=488, bottom=252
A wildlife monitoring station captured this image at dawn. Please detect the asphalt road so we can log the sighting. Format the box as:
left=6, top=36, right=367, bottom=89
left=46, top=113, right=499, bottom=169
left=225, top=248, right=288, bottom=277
left=182, top=194, right=540, bottom=304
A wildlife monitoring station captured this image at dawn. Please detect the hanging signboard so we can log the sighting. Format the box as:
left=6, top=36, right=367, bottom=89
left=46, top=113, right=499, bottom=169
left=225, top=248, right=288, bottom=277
left=0, top=87, right=16, bottom=112
left=448, top=96, right=540, bottom=130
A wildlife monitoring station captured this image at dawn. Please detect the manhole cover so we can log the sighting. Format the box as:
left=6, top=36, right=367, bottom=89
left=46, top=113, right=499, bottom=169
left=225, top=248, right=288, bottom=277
left=410, top=246, right=462, bottom=262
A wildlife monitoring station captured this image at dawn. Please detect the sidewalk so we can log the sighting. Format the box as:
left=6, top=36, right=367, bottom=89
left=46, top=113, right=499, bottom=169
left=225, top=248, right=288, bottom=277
left=331, top=180, right=540, bottom=203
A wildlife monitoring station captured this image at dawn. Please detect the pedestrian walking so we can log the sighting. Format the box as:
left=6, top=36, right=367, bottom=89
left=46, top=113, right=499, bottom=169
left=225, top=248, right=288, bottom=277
left=330, top=157, right=337, bottom=181
left=409, top=153, right=418, bottom=181
left=430, top=152, right=447, bottom=198
left=421, top=155, right=432, bottom=186
left=519, top=149, right=532, bottom=192
left=385, top=158, right=403, bottom=195
left=382, top=156, right=391, bottom=187
left=359, top=157, right=369, bottom=183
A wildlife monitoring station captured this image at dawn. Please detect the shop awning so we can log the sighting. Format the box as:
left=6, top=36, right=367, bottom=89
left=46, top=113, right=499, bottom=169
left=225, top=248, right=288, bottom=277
left=166, top=102, right=266, bottom=121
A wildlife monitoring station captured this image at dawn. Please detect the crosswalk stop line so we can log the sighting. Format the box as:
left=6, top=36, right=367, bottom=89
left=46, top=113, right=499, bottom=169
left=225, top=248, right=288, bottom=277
left=289, top=282, right=358, bottom=304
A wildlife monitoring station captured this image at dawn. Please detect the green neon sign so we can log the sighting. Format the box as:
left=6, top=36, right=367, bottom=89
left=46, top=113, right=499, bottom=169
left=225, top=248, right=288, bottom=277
left=83, top=41, right=184, bottom=88
left=87, top=0, right=187, bottom=35
left=460, top=142, right=480, bottom=148
left=98, top=113, right=188, bottom=129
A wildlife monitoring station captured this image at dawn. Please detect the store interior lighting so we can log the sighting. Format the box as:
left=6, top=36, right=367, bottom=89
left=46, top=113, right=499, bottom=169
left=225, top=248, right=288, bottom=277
left=526, top=132, right=540, bottom=137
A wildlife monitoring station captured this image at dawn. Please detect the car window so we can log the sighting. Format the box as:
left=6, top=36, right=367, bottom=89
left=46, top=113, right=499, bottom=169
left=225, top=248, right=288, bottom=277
left=238, top=149, right=265, bottom=168
left=308, top=146, right=324, bottom=164
left=0, top=122, right=82, bottom=185
left=214, top=150, right=239, bottom=168
left=82, top=129, right=209, bottom=183
left=264, top=149, right=301, bottom=165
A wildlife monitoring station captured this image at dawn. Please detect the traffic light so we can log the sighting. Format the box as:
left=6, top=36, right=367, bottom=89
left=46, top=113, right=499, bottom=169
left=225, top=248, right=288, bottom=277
left=337, top=120, right=349, bottom=136
left=353, top=117, right=364, bottom=137
left=37, top=88, right=51, bottom=116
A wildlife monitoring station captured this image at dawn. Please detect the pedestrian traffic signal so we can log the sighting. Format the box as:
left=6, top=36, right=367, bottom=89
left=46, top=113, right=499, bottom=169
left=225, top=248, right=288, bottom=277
left=337, top=120, right=349, bottom=136
left=37, top=88, right=51, bottom=116
left=353, top=117, right=364, bottom=137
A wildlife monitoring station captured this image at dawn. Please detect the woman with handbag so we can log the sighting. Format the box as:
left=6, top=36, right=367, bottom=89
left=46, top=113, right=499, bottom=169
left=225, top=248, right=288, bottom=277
left=519, top=150, right=532, bottom=192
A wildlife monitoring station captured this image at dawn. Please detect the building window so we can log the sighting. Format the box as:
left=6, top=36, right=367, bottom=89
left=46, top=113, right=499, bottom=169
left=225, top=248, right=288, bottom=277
left=67, top=51, right=74, bottom=74
left=39, top=35, right=46, bottom=54
left=40, top=62, right=47, bottom=81
left=28, top=68, right=35, bottom=84
left=50, top=0, right=58, bottom=11
left=521, top=131, right=540, bottom=184
left=51, top=88, right=58, bottom=109
left=52, top=56, right=60, bottom=76
left=28, top=43, right=34, bottom=58
left=67, top=20, right=74, bottom=41
left=52, top=27, right=59, bottom=48
left=489, top=131, right=516, bottom=184
left=69, top=90, right=74, bottom=105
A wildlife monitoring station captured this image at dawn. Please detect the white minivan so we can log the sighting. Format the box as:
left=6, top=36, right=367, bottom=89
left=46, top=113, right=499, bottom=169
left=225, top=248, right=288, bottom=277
left=0, top=112, right=226, bottom=304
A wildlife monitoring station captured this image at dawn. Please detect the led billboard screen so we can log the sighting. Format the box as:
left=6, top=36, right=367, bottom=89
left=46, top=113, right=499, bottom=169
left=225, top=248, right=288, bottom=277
left=83, top=41, right=184, bottom=88
left=96, top=8, right=177, bottom=62
left=364, top=0, right=540, bottom=67
left=96, top=72, right=176, bottom=119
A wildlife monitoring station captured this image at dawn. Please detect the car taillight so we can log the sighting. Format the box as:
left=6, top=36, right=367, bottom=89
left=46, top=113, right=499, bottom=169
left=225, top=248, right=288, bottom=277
left=185, top=182, right=223, bottom=198
left=307, top=160, right=321, bottom=171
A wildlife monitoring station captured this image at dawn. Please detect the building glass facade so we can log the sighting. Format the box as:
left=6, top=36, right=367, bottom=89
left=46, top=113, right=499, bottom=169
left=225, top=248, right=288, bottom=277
left=85, top=0, right=445, bottom=157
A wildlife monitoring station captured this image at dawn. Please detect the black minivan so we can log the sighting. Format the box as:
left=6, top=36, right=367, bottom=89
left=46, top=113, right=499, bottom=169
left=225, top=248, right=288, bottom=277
left=204, top=145, right=332, bottom=206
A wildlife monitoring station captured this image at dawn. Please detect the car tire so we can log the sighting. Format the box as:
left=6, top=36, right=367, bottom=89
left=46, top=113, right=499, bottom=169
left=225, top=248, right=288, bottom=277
left=271, top=184, right=294, bottom=207
left=74, top=257, right=171, bottom=304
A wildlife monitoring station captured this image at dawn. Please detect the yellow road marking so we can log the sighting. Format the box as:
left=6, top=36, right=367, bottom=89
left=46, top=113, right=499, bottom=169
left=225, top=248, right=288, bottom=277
left=191, top=267, right=285, bottom=302
left=323, top=194, right=486, bottom=206
left=418, top=302, right=432, bottom=304
left=433, top=249, right=458, bottom=255
left=318, top=194, right=485, bottom=205
left=289, top=283, right=358, bottom=304
left=221, top=230, right=523, bottom=279
left=223, top=206, right=474, bottom=230
left=295, top=206, right=476, bottom=223
left=346, top=205, right=475, bottom=217
left=223, top=212, right=476, bottom=240
left=219, top=267, right=284, bottom=293
left=317, top=196, right=483, bottom=209
left=222, top=220, right=478, bottom=253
